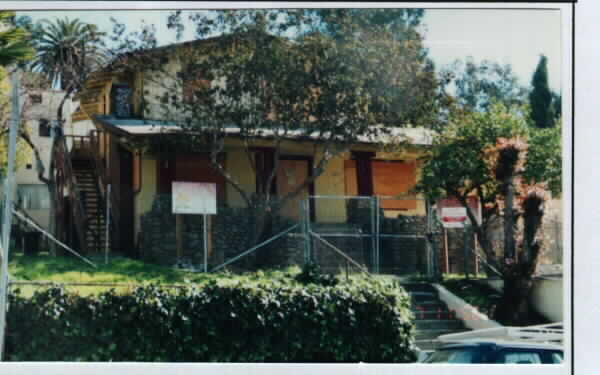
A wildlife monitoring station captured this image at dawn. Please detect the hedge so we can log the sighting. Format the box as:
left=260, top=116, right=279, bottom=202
left=5, top=277, right=417, bottom=362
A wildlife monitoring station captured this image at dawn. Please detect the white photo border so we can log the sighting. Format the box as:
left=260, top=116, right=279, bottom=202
left=0, top=2, right=580, bottom=375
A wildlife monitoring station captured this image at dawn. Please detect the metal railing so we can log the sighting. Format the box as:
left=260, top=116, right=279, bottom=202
left=54, top=136, right=88, bottom=253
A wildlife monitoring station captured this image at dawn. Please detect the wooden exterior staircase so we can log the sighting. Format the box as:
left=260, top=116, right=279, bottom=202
left=72, top=159, right=106, bottom=253
left=54, top=133, right=118, bottom=254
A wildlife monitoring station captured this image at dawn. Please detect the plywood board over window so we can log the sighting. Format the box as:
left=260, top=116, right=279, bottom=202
left=371, top=160, right=417, bottom=210
left=175, top=154, right=227, bottom=203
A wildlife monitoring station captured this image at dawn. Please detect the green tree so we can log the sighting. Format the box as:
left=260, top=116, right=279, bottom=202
left=529, top=55, right=554, bottom=128
left=0, top=69, right=31, bottom=177
left=169, top=9, right=446, bottom=129
left=417, top=103, right=560, bottom=323
left=24, top=17, right=106, bottom=246
left=551, top=92, right=561, bottom=121
left=115, top=9, right=444, bottom=246
left=443, top=57, right=528, bottom=112
left=0, top=12, right=34, bottom=71
left=0, top=12, right=34, bottom=176
left=29, top=18, right=105, bottom=92
left=304, top=9, right=425, bottom=41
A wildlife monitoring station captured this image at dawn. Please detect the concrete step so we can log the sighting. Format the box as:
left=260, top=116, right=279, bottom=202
left=413, top=301, right=447, bottom=311
left=401, top=283, right=439, bottom=294
left=415, top=319, right=464, bottom=331
left=412, top=310, right=456, bottom=320
left=402, top=282, right=471, bottom=349
left=409, top=291, right=439, bottom=303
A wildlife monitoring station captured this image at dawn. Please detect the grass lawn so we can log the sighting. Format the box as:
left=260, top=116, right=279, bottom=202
left=8, top=252, right=396, bottom=296
left=8, top=252, right=306, bottom=296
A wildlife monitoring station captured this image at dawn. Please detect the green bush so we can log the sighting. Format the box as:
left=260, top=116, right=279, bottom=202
left=5, top=276, right=417, bottom=362
left=294, top=261, right=339, bottom=287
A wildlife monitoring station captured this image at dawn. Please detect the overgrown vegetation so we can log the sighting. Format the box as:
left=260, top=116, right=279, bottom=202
left=6, top=270, right=416, bottom=362
left=441, top=277, right=549, bottom=326
left=441, top=278, right=502, bottom=319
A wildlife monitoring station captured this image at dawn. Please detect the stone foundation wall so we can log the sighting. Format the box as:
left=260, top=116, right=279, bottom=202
left=139, top=196, right=304, bottom=270
left=139, top=196, right=443, bottom=275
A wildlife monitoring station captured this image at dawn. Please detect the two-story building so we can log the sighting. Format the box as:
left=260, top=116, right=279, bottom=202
left=60, top=36, right=440, bottom=273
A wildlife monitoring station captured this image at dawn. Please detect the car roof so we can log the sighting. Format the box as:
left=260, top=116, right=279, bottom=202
left=437, top=340, right=563, bottom=351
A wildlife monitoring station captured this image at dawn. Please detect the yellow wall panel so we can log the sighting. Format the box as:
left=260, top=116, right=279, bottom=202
left=225, top=149, right=256, bottom=208
left=134, top=157, right=157, bottom=239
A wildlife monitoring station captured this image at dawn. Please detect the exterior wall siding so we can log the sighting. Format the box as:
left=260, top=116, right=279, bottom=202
left=313, top=154, right=347, bottom=223
left=225, top=149, right=256, bottom=208
left=134, top=157, right=157, bottom=238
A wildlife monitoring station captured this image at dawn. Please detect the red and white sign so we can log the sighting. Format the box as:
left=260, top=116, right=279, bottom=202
left=437, top=197, right=480, bottom=229
left=441, top=207, right=467, bottom=228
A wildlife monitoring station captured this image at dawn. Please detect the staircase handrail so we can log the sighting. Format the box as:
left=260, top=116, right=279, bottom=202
left=88, top=130, right=121, bottom=234
left=55, top=136, right=88, bottom=253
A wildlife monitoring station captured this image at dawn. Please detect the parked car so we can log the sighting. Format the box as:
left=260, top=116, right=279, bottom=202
left=419, top=340, right=563, bottom=364
left=418, top=323, right=564, bottom=364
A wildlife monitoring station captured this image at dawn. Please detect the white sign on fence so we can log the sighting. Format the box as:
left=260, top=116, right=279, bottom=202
left=172, top=182, right=217, bottom=215
left=440, top=206, right=467, bottom=228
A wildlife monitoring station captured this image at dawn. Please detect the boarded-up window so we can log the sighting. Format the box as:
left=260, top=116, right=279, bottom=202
left=344, top=159, right=417, bottom=209
left=371, top=161, right=417, bottom=210
left=175, top=154, right=227, bottom=202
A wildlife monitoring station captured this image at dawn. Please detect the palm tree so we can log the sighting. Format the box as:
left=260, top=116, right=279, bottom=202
left=0, top=11, right=34, bottom=68
left=29, top=17, right=106, bottom=91
left=25, top=18, right=106, bottom=252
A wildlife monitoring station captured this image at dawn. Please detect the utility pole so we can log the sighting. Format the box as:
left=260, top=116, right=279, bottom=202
left=0, top=71, right=20, bottom=359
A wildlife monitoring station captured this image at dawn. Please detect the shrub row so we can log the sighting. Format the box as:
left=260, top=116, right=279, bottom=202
left=5, top=277, right=417, bottom=362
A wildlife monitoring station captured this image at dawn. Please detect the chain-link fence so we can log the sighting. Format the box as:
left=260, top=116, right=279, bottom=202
left=541, top=217, right=563, bottom=265
left=6, top=188, right=563, bottom=279
left=135, top=194, right=440, bottom=277
left=304, top=195, right=436, bottom=276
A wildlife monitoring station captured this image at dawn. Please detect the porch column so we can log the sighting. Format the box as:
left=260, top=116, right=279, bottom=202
left=352, top=151, right=375, bottom=196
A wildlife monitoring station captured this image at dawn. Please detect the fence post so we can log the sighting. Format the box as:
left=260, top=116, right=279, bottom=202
left=425, top=200, right=430, bottom=277
left=370, top=196, right=376, bottom=273
left=105, top=184, right=111, bottom=265
left=303, top=198, right=312, bottom=265
left=375, top=196, right=380, bottom=274
left=425, top=199, right=439, bottom=280
left=464, top=224, right=469, bottom=279
left=0, top=71, right=20, bottom=360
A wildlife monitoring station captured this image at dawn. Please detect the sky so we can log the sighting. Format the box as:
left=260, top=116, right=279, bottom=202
left=19, top=8, right=562, bottom=92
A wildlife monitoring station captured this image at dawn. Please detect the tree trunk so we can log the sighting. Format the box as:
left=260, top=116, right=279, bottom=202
left=46, top=179, right=57, bottom=255
left=495, top=266, right=535, bottom=325
left=503, top=175, right=516, bottom=261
